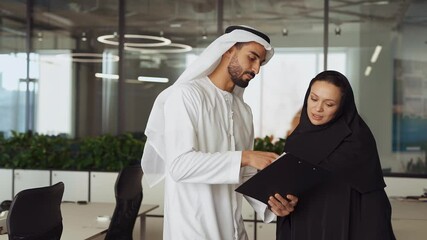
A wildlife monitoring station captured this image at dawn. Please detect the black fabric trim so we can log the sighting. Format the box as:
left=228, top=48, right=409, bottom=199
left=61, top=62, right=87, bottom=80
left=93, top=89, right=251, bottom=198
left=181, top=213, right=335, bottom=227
left=225, top=25, right=270, bottom=43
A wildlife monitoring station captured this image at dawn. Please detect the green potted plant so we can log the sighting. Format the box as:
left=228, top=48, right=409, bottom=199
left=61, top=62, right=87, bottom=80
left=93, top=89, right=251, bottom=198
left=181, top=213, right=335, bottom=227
left=254, top=135, right=286, bottom=155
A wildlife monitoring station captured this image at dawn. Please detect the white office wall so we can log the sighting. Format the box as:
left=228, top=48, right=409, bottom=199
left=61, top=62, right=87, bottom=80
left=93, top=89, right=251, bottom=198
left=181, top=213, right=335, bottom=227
left=0, top=169, right=12, bottom=202
left=52, top=170, right=89, bottom=202
left=90, top=172, right=118, bottom=203
left=142, top=217, right=163, bottom=240
left=142, top=179, right=165, bottom=215
left=385, top=177, right=427, bottom=197
left=257, top=223, right=276, bottom=240
left=13, top=169, right=50, bottom=195
left=245, top=222, right=255, bottom=240
left=36, top=50, right=73, bottom=136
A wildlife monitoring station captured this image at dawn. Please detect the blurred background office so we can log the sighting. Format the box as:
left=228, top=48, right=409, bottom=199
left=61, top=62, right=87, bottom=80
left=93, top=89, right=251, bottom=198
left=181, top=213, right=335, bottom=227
left=0, top=0, right=427, bottom=239
left=3, top=0, right=427, bottom=174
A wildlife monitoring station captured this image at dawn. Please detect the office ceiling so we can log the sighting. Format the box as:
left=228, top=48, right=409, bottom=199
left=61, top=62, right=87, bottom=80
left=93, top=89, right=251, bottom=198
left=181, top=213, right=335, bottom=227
left=0, top=0, right=419, bottom=48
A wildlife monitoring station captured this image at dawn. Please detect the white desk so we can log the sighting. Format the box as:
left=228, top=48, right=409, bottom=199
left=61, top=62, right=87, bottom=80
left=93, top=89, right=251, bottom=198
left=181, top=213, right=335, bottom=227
left=390, top=198, right=427, bottom=240
left=0, top=203, right=158, bottom=240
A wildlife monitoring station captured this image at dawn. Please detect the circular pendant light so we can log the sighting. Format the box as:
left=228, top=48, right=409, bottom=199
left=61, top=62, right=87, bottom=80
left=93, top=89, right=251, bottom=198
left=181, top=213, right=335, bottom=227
left=97, top=34, right=172, bottom=47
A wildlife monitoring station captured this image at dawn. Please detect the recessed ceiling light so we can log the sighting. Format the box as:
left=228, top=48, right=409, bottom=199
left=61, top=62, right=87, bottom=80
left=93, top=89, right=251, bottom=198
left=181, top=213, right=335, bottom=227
left=81, top=32, right=87, bottom=42
left=282, top=28, right=288, bottom=36
left=334, top=26, right=341, bottom=35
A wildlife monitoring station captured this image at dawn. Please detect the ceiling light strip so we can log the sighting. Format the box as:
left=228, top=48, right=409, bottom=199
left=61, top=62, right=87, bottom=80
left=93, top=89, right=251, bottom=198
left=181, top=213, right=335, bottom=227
left=137, top=76, right=169, bottom=83
left=56, top=53, right=119, bottom=63
left=95, top=73, right=119, bottom=79
left=370, top=45, right=382, bottom=63
left=94, top=74, right=169, bottom=83
left=364, top=66, right=372, bottom=76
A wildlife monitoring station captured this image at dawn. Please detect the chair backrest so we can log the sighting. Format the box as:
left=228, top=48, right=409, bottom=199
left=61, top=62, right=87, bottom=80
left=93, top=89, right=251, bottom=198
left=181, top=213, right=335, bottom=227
left=7, top=182, right=65, bottom=240
left=105, top=164, right=143, bottom=240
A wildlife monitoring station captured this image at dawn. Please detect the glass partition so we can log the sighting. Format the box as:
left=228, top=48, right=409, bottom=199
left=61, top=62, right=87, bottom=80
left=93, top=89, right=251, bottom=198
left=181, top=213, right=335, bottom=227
left=0, top=0, right=425, bottom=176
left=389, top=1, right=427, bottom=175
left=0, top=1, right=27, bottom=136
left=31, top=0, right=120, bottom=137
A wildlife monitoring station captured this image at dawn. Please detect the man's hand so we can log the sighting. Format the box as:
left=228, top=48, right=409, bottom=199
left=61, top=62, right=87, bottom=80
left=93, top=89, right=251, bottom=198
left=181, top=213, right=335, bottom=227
left=268, top=194, right=298, bottom=217
left=241, top=150, right=278, bottom=170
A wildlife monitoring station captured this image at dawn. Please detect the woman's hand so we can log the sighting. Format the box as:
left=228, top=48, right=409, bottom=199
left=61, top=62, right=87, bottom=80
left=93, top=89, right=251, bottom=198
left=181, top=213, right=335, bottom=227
left=268, top=194, right=298, bottom=217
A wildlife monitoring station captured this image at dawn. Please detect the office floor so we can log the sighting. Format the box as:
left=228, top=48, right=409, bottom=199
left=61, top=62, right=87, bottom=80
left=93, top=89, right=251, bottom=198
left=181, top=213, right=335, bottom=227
left=140, top=199, right=427, bottom=240
left=138, top=217, right=163, bottom=240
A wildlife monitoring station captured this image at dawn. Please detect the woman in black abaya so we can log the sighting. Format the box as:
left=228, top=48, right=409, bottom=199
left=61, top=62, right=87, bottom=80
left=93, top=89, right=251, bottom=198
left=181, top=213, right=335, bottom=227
left=277, top=70, right=395, bottom=240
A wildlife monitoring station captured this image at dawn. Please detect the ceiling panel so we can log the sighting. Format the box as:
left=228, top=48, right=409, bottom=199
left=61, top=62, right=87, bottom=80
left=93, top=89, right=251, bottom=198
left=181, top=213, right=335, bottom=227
left=0, top=0, right=415, bottom=48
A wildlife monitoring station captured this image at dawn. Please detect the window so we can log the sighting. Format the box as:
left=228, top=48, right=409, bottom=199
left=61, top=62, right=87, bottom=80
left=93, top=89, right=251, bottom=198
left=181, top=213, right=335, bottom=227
left=245, top=49, right=347, bottom=139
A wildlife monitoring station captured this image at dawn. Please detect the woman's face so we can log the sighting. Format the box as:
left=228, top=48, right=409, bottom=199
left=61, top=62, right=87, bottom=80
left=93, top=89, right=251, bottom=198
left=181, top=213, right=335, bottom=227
left=307, top=80, right=342, bottom=125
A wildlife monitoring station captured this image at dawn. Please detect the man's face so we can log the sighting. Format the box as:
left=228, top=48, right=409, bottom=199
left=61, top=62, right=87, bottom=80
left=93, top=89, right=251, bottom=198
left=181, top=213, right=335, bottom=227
left=227, top=42, right=267, bottom=88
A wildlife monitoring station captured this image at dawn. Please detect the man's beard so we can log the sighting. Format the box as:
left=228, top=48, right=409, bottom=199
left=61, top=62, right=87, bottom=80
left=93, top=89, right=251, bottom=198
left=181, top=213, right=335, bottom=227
left=227, top=55, right=255, bottom=88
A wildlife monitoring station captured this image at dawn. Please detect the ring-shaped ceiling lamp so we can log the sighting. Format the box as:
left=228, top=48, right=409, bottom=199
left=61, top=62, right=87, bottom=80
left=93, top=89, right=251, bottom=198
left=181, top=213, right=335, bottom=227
left=125, top=43, right=193, bottom=54
left=97, top=34, right=172, bottom=47
left=56, top=53, right=120, bottom=63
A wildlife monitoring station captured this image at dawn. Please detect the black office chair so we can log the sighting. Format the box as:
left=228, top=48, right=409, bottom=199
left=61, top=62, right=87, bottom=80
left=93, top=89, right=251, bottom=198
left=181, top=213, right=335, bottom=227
left=0, top=200, right=11, bottom=213
left=105, top=164, right=143, bottom=240
left=7, top=182, right=65, bottom=240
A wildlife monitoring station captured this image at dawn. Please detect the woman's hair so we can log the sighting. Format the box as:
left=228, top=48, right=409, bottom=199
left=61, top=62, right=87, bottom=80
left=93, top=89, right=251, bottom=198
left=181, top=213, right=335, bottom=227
left=311, top=70, right=348, bottom=96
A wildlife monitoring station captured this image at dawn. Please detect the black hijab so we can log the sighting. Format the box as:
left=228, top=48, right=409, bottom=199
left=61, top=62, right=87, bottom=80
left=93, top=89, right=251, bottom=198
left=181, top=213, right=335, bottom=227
left=284, top=70, right=386, bottom=193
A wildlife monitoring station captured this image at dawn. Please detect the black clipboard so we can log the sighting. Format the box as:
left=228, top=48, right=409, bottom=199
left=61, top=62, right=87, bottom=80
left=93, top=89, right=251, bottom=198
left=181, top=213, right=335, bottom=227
left=235, top=153, right=329, bottom=205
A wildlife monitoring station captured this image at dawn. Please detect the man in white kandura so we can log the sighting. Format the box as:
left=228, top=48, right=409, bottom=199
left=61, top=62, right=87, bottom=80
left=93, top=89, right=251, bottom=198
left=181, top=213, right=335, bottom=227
left=141, top=25, right=298, bottom=240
